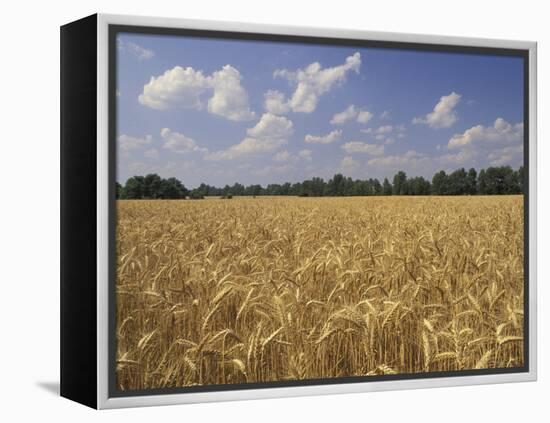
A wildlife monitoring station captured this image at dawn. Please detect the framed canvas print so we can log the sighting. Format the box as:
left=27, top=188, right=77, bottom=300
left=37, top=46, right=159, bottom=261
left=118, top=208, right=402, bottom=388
left=60, top=13, right=537, bottom=409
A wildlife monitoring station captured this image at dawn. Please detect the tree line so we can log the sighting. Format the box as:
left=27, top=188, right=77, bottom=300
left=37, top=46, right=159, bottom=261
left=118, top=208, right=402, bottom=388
left=116, top=165, right=524, bottom=199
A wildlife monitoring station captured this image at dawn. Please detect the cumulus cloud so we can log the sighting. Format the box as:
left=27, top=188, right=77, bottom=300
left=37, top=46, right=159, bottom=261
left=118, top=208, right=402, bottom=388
left=264, top=90, right=291, bottom=115
left=139, top=66, right=209, bottom=110
left=206, top=137, right=286, bottom=160
left=413, top=92, right=461, bottom=128
left=304, top=129, right=342, bottom=144
left=340, top=156, right=360, bottom=170
left=376, top=125, right=393, bottom=134
left=207, top=65, right=256, bottom=121
left=447, top=118, right=523, bottom=149
left=139, top=64, right=255, bottom=121
left=273, top=148, right=312, bottom=163
left=118, top=39, right=155, bottom=60
left=298, top=149, right=313, bottom=161
left=118, top=134, right=153, bottom=151
left=206, top=113, right=293, bottom=160
left=331, top=105, right=358, bottom=125
left=342, top=141, right=385, bottom=155
left=253, top=164, right=292, bottom=176
left=273, top=150, right=292, bottom=162
left=144, top=148, right=159, bottom=159
left=357, top=110, right=374, bottom=124
left=367, top=150, right=428, bottom=168
left=161, top=128, right=208, bottom=154
left=246, top=113, right=293, bottom=139
left=438, top=149, right=476, bottom=166
left=366, top=116, right=523, bottom=173
left=269, top=52, right=361, bottom=114
left=487, top=145, right=523, bottom=166
left=444, top=118, right=523, bottom=168
left=362, top=124, right=406, bottom=145
left=380, top=110, right=391, bottom=120
left=330, top=105, right=373, bottom=125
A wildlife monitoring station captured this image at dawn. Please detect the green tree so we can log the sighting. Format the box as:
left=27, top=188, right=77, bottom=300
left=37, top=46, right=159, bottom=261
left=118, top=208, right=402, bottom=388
left=478, top=169, right=487, bottom=194
left=482, top=166, right=516, bottom=194
left=432, top=170, right=448, bottom=195
left=408, top=176, right=430, bottom=195
left=372, top=179, right=382, bottom=195
left=466, top=168, right=477, bottom=195
left=310, top=177, right=326, bottom=196
left=124, top=176, right=145, bottom=199
left=392, top=171, right=407, bottom=195
left=326, top=174, right=345, bottom=196
left=142, top=174, right=162, bottom=198
left=447, top=168, right=467, bottom=195
left=158, top=177, right=188, bottom=199
left=231, top=183, right=245, bottom=196
left=382, top=178, right=393, bottom=195
left=115, top=182, right=125, bottom=199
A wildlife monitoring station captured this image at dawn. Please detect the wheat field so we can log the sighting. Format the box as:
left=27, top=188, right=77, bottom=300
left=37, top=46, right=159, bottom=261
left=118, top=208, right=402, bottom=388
left=115, top=196, right=524, bottom=391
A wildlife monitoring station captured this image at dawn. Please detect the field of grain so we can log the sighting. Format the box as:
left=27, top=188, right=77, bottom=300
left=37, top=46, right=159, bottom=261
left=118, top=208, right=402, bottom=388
left=115, top=196, right=524, bottom=390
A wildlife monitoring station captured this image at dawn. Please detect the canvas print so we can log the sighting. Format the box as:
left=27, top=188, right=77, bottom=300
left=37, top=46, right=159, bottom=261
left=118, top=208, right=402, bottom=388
left=114, top=31, right=526, bottom=392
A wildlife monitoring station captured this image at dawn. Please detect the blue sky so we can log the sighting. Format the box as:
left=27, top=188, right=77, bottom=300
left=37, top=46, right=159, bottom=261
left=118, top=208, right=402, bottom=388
left=116, top=33, right=524, bottom=187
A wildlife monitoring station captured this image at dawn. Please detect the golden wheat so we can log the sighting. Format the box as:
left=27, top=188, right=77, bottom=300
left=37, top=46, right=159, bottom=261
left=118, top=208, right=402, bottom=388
left=115, top=195, right=524, bottom=390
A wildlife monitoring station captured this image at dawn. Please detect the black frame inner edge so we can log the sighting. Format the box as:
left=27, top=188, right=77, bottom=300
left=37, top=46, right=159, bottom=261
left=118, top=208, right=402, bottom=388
left=107, top=23, right=530, bottom=398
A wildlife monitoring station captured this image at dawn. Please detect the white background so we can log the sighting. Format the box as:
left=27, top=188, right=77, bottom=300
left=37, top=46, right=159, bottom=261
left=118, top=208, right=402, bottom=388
left=0, top=0, right=546, bottom=421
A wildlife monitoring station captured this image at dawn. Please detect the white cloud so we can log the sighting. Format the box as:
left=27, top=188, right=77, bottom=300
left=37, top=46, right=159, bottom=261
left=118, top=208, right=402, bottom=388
left=444, top=118, right=523, bottom=168
left=246, top=113, right=293, bottom=139
left=298, top=149, right=313, bottom=161
left=487, top=145, right=523, bottom=166
left=273, top=148, right=312, bottom=163
left=118, top=134, right=153, bottom=151
left=207, top=65, right=256, bottom=121
left=380, top=111, right=391, bottom=120
left=264, top=90, right=291, bottom=115
left=376, top=125, right=393, bottom=134
left=127, top=161, right=151, bottom=173
left=367, top=150, right=428, bottom=168
left=342, top=141, right=385, bottom=155
left=413, top=92, right=461, bottom=128
left=118, top=39, right=155, bottom=60
left=161, top=128, right=207, bottom=154
left=205, top=113, right=293, bottom=160
left=362, top=124, right=406, bottom=144
left=438, top=149, right=475, bottom=166
left=273, top=150, right=292, bottom=162
left=330, top=104, right=373, bottom=125
left=304, top=129, right=342, bottom=144
left=331, top=105, right=358, bottom=124
left=447, top=118, right=523, bottom=149
left=207, top=137, right=286, bottom=160
left=144, top=148, right=159, bottom=159
left=139, top=64, right=255, bottom=121
left=340, top=156, right=359, bottom=170
left=272, top=52, right=361, bottom=113
left=357, top=110, right=374, bottom=124
left=253, top=164, right=292, bottom=176
left=139, top=66, right=209, bottom=110
left=126, top=42, right=155, bottom=60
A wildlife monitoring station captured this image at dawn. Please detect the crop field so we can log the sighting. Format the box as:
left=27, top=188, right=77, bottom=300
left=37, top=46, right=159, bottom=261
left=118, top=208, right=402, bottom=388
left=115, top=196, right=524, bottom=391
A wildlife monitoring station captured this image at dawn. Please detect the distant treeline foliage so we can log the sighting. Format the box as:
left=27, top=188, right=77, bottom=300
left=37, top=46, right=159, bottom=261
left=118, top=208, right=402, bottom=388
left=116, top=166, right=524, bottom=199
